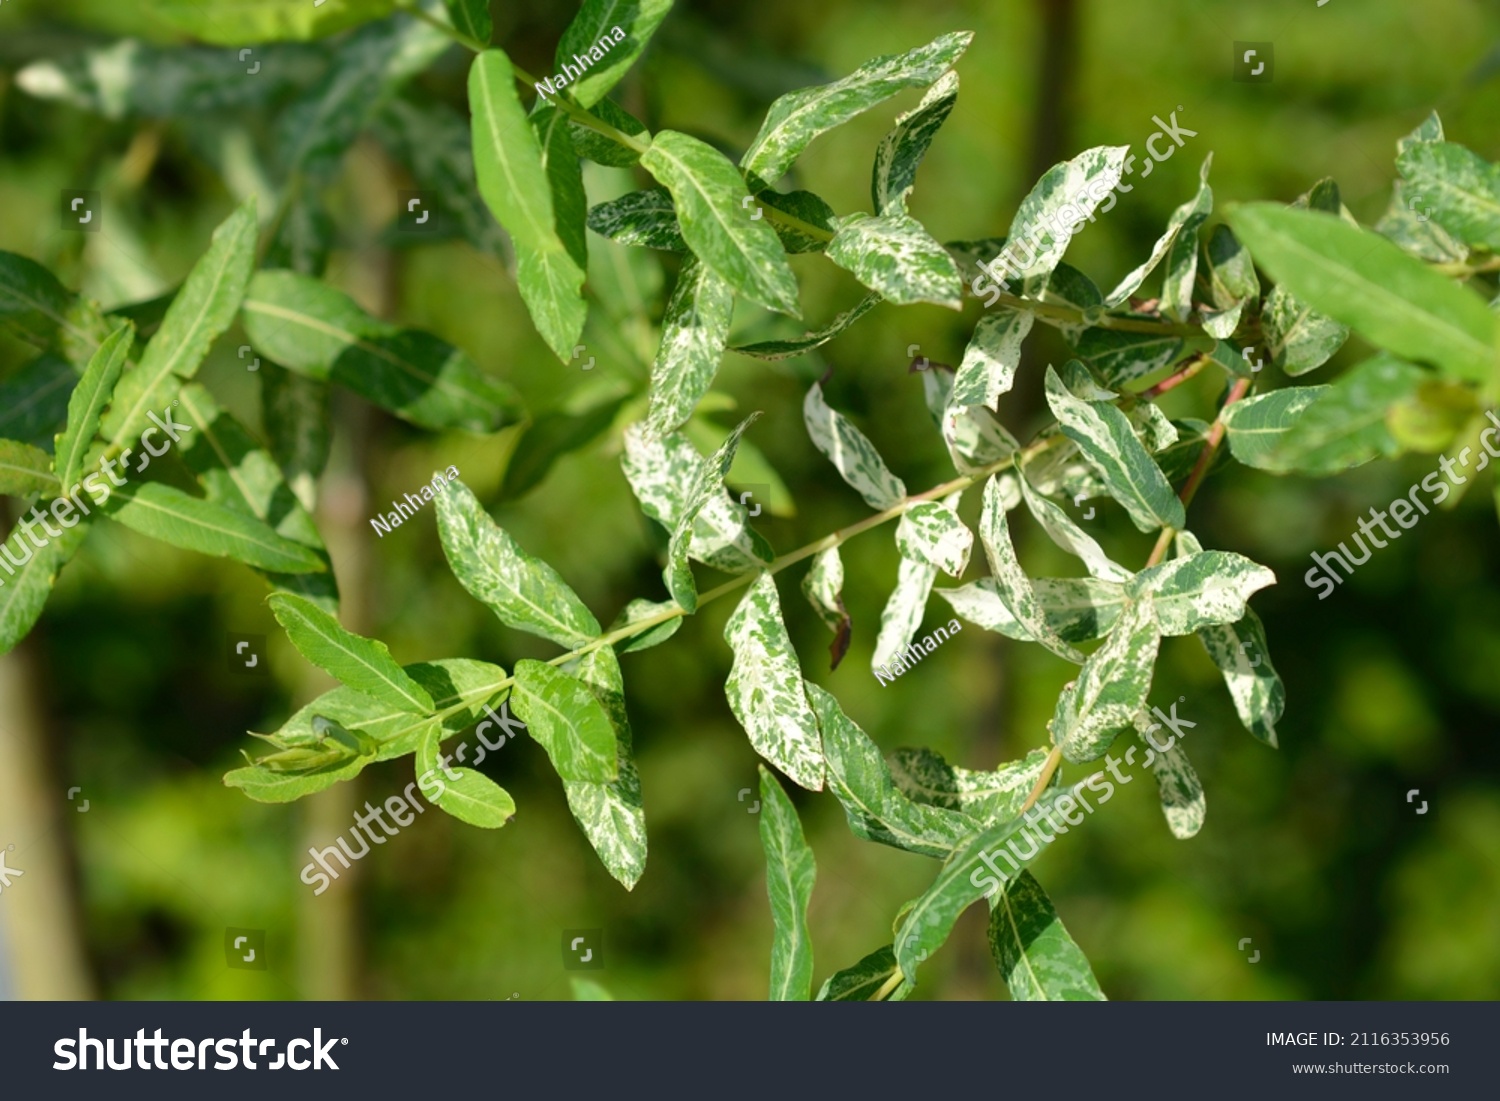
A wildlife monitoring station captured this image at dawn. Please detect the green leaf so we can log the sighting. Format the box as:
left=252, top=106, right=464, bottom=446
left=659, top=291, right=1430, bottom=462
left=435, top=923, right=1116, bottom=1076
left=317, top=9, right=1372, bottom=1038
left=557, top=645, right=648, bottom=888
left=417, top=722, right=518, bottom=829
left=620, top=424, right=771, bottom=575
left=1043, top=366, right=1185, bottom=533
left=103, top=200, right=258, bottom=451
left=740, top=31, right=973, bottom=186
left=810, top=683, right=973, bottom=858
left=1260, top=284, right=1349, bottom=377
left=511, top=658, right=620, bottom=783
left=434, top=478, right=600, bottom=647
left=268, top=592, right=434, bottom=713
left=977, top=475, right=1085, bottom=663
left=177, top=383, right=337, bottom=612
left=1074, top=328, right=1185, bottom=389
left=1227, top=203, right=1498, bottom=384
left=663, top=413, right=758, bottom=611
left=801, top=547, right=851, bottom=670
left=514, top=103, right=589, bottom=362
left=242, top=270, right=523, bottom=433
left=444, top=0, right=491, bottom=45
left=103, top=480, right=328, bottom=574
left=571, top=977, right=615, bottom=1001
left=724, top=573, right=825, bottom=792
left=816, top=945, right=910, bottom=1001
left=1050, top=598, right=1160, bottom=763
left=609, top=597, right=683, bottom=653
left=647, top=257, right=734, bottom=434
left=1204, top=223, right=1260, bottom=311
left=1261, top=354, right=1425, bottom=475
left=758, top=765, right=816, bottom=1001
left=1396, top=141, right=1500, bottom=252
left=146, top=0, right=396, bottom=45
left=1104, top=154, right=1213, bottom=308
left=0, top=252, right=110, bottom=367
left=873, top=70, right=959, bottom=215
left=1220, top=387, right=1331, bottom=470
left=1017, top=472, right=1132, bottom=583
left=499, top=395, right=627, bottom=501
left=995, top=145, right=1130, bottom=296
left=0, top=354, right=77, bottom=449
left=54, top=322, right=132, bottom=491
left=729, top=293, right=880, bottom=360
left=887, top=746, right=1049, bottom=826
left=469, top=49, right=567, bottom=255
left=554, top=0, right=673, bottom=108
left=0, top=440, right=58, bottom=498
left=756, top=189, right=837, bottom=255
left=988, top=871, right=1105, bottom=1001
left=587, top=189, right=687, bottom=251
left=640, top=130, right=800, bottom=316
left=1131, top=551, right=1275, bottom=636
left=570, top=98, right=650, bottom=167
left=896, top=499, right=972, bottom=578
left=224, top=659, right=508, bottom=802
left=826, top=212, right=962, bottom=308
left=803, top=382, right=907, bottom=510
left=0, top=521, right=89, bottom=658
left=950, top=307, right=1032, bottom=410
left=872, top=553, right=938, bottom=672
left=1147, top=733, right=1205, bottom=839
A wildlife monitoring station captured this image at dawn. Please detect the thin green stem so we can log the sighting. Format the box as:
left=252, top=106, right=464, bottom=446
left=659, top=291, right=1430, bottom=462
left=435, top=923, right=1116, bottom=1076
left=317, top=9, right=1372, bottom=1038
left=996, top=292, right=1205, bottom=337
left=393, top=2, right=486, bottom=52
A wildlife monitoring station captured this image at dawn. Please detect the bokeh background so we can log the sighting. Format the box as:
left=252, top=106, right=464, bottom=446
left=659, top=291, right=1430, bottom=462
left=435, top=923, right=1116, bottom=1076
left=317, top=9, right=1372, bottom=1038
left=1, top=0, right=1498, bottom=1000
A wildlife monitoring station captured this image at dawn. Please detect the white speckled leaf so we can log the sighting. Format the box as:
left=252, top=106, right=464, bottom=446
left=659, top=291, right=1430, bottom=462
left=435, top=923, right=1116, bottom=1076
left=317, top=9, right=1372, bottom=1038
left=1043, top=365, right=1185, bottom=533
left=559, top=645, right=648, bottom=888
left=886, top=746, right=1049, bottom=827
left=621, top=423, right=771, bottom=575
left=804, top=382, right=907, bottom=510
left=826, top=211, right=963, bottom=308
left=873, top=70, right=959, bottom=215
left=1221, top=386, right=1331, bottom=470
left=1050, top=597, right=1160, bottom=763
left=800, top=546, right=851, bottom=669
left=434, top=478, right=600, bottom=647
left=896, top=499, right=972, bottom=578
left=730, top=293, right=881, bottom=360
left=997, top=145, right=1130, bottom=296
left=724, top=572, right=825, bottom=791
left=1018, top=469, right=1133, bottom=584
left=938, top=577, right=1125, bottom=644
left=1145, top=728, right=1205, bottom=840
left=741, top=31, right=973, bottom=186
left=809, top=682, right=974, bottom=858
left=1133, top=550, right=1275, bottom=636
left=511, top=658, right=619, bottom=783
left=816, top=944, right=910, bottom=1001
left=647, top=257, right=735, bottom=434
left=872, top=552, right=939, bottom=672
left=586, top=188, right=687, bottom=251
left=978, top=475, right=1085, bottom=663
left=1104, top=155, right=1213, bottom=308
left=988, top=870, right=1106, bottom=1000
left=1396, top=140, right=1500, bottom=252
left=950, top=306, right=1032, bottom=411
left=758, top=765, right=816, bottom=1000
left=665, top=413, right=759, bottom=611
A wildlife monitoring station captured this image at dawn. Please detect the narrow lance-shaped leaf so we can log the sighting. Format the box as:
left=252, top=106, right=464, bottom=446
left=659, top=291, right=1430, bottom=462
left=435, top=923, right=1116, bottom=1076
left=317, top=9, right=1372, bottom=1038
left=988, top=871, right=1106, bottom=1001
left=810, top=683, right=973, bottom=858
left=469, top=49, right=565, bottom=255
left=741, top=31, right=973, bottom=186
left=268, top=592, right=434, bottom=713
left=434, top=478, right=601, bottom=647
left=1227, top=203, right=1498, bottom=384
left=417, top=721, right=517, bottom=829
left=1220, top=387, right=1330, bottom=471
left=951, top=306, right=1032, bottom=412
left=640, top=130, right=800, bottom=316
left=515, top=103, right=589, bottom=362
left=978, top=475, right=1085, bottom=663
left=804, top=382, right=906, bottom=510
left=242, top=270, right=523, bottom=434
left=553, top=0, right=673, bottom=109
left=896, top=499, right=972, bottom=578
left=1104, top=154, right=1213, bottom=308
left=724, top=572, right=825, bottom=792
left=873, top=70, right=959, bottom=215
left=872, top=553, right=938, bottom=673
left=0, top=521, right=89, bottom=658
left=826, top=212, right=962, bottom=308
left=1050, top=597, right=1160, bottom=763
left=730, top=293, right=881, bottom=360
left=1261, top=282, right=1350, bottom=378
left=1396, top=141, right=1500, bottom=252
left=1043, top=366, right=1185, bottom=533
left=587, top=189, right=686, bottom=251
left=1144, top=722, right=1205, bottom=840
left=664, top=413, right=758, bottom=611
left=511, top=658, right=620, bottom=783
left=816, top=945, right=910, bottom=1002
left=646, top=256, right=734, bottom=434
left=887, top=745, right=1050, bottom=827
left=1017, top=472, right=1133, bottom=583
left=1260, top=354, right=1425, bottom=476
left=801, top=547, right=851, bottom=670
left=54, top=322, right=132, bottom=490
left=938, top=576, right=1126, bottom=645
left=0, top=440, right=57, bottom=498
left=758, top=766, right=816, bottom=1001
left=1131, top=551, right=1276, bottom=637
left=994, top=146, right=1130, bottom=296
left=104, top=199, right=258, bottom=450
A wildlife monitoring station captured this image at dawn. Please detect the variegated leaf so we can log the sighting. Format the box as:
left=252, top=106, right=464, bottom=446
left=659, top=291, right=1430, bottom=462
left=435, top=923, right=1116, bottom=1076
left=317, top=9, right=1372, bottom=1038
left=1050, top=598, right=1160, bottom=763
left=730, top=293, right=881, bottom=360
left=664, top=413, right=759, bottom=611
left=826, top=211, right=962, bottom=308
left=804, top=382, right=907, bottom=510
left=800, top=547, right=851, bottom=670
left=994, top=145, right=1130, bottom=296
left=988, top=870, right=1106, bottom=1000
left=511, top=658, right=620, bottom=784
left=1017, top=471, right=1132, bottom=583
left=895, top=499, right=972, bottom=578
left=724, top=572, right=825, bottom=791
left=586, top=188, right=687, bottom=251
left=937, top=577, right=1125, bottom=644
left=978, top=475, right=1085, bottom=663
left=759, top=765, right=816, bottom=1000
left=873, top=70, right=959, bottom=215
left=1131, top=551, right=1275, bottom=636
left=950, top=306, right=1032, bottom=411
left=1104, top=154, right=1213, bottom=308
left=872, top=553, right=938, bottom=673
left=887, top=745, right=1049, bottom=826
left=816, top=945, right=910, bottom=1001
left=646, top=257, right=735, bottom=434
left=1145, top=728, right=1205, bottom=839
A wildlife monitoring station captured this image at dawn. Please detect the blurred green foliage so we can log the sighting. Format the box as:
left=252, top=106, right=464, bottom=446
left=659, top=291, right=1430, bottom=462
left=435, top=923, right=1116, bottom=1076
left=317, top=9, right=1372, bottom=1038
left=2, top=0, right=1498, bottom=1000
